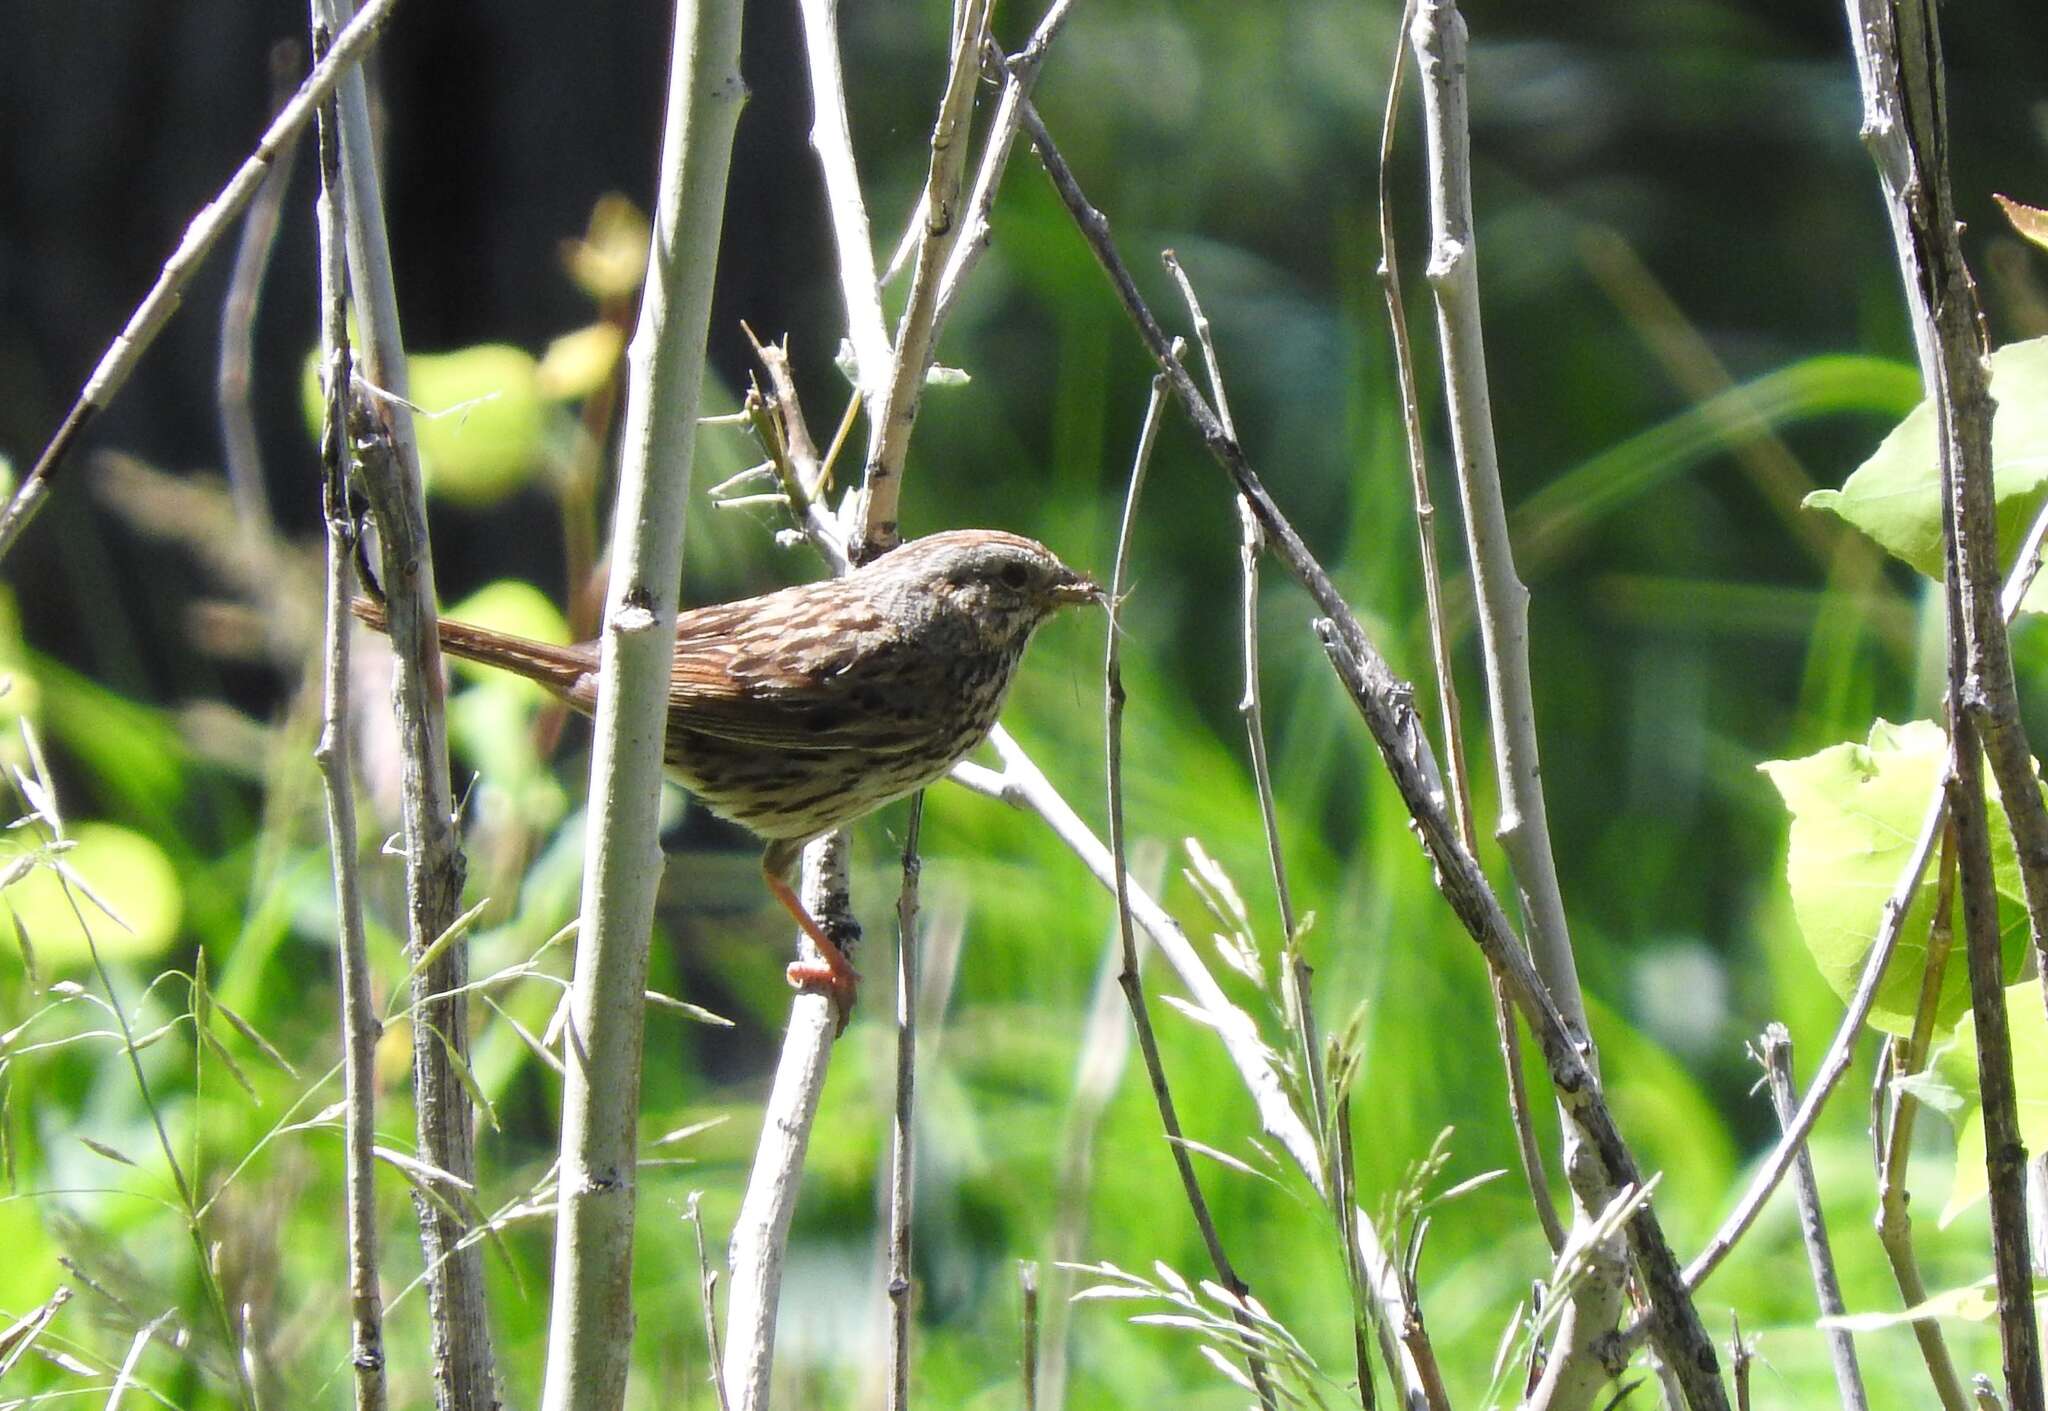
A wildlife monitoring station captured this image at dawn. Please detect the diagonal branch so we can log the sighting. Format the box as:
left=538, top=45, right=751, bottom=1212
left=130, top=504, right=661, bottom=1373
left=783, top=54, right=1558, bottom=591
left=794, top=0, right=892, bottom=399
left=0, top=0, right=409, bottom=567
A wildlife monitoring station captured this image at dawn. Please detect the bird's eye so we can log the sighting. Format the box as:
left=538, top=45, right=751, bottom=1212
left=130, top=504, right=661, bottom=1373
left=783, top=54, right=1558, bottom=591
left=998, top=562, right=1031, bottom=590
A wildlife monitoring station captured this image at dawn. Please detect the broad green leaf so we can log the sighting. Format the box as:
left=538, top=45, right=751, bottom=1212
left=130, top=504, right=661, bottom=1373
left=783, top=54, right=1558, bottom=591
left=1759, top=720, right=2029, bottom=1035
left=0, top=822, right=182, bottom=967
left=1926, top=977, right=2048, bottom=1225
left=1806, top=335, right=2048, bottom=612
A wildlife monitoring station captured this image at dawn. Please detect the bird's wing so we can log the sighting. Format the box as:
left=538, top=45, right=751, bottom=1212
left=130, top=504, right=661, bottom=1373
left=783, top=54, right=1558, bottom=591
left=664, top=586, right=935, bottom=754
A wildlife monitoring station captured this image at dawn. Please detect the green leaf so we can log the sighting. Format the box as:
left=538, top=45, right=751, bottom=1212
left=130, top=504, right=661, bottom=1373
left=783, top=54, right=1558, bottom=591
left=1926, top=977, right=2048, bottom=1225
left=1758, top=720, right=2029, bottom=1036
left=1806, top=335, right=2048, bottom=612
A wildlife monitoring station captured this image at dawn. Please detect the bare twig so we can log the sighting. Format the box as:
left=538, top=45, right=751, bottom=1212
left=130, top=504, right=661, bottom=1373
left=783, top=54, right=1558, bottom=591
left=1758, top=1026, right=1867, bottom=1411
left=953, top=733, right=1324, bottom=1184
left=1038, top=849, right=1157, bottom=1409
left=1410, top=0, right=1583, bottom=1044
left=1845, top=1, right=2044, bottom=1403
left=1104, top=359, right=1279, bottom=1410
left=0, top=0, right=408, bottom=565
left=1375, top=0, right=1558, bottom=1258
left=310, top=35, right=387, bottom=1411
left=685, top=1194, right=732, bottom=1411
left=538, top=2, right=744, bottom=1408
left=1729, top=1316, right=1753, bottom=1411
left=743, top=331, right=851, bottom=573
left=1670, top=490, right=2048, bottom=1326
left=313, top=0, right=491, bottom=1399
left=886, top=796, right=925, bottom=1411
left=218, top=39, right=303, bottom=548
left=1407, top=11, right=1623, bottom=1391
left=1013, top=89, right=1727, bottom=1411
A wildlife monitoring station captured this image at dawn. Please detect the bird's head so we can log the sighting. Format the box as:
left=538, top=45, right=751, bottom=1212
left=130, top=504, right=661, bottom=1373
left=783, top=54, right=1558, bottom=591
left=876, top=529, right=1100, bottom=649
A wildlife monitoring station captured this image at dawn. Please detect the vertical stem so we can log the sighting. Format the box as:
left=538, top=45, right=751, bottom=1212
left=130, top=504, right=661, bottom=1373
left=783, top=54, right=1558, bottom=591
left=1876, top=828, right=1971, bottom=1411
left=537, top=2, right=745, bottom=1409
left=1759, top=1026, right=1868, bottom=1411
left=311, top=29, right=387, bottom=1410
left=1843, top=0, right=2045, bottom=1401
left=886, top=797, right=925, bottom=1411
left=724, top=839, right=854, bottom=1409
left=218, top=40, right=302, bottom=550
left=310, top=1, right=491, bottom=1403
left=1020, top=1262, right=1040, bottom=1411
left=1373, top=2, right=1559, bottom=1256
left=1411, top=6, right=1615, bottom=1403
left=1103, top=369, right=1280, bottom=1411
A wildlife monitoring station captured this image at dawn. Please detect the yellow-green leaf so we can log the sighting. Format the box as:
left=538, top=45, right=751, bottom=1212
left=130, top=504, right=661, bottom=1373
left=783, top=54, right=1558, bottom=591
left=1759, top=720, right=2029, bottom=1035
left=1806, top=336, right=2048, bottom=612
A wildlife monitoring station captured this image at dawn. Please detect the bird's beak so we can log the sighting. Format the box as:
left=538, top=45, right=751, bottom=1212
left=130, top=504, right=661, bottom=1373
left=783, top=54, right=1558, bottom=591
left=1054, top=574, right=1106, bottom=607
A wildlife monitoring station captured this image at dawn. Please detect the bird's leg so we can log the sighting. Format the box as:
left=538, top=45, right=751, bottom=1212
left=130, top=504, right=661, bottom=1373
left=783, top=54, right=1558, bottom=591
left=761, top=842, right=860, bottom=1029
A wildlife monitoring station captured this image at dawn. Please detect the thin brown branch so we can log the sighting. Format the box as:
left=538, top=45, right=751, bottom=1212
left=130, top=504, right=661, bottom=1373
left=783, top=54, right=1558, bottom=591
left=1874, top=826, right=1971, bottom=1411
left=686, top=1194, right=732, bottom=1411
left=1374, top=0, right=1559, bottom=1259
left=932, top=2, right=1081, bottom=328
left=852, top=0, right=992, bottom=558
left=1021, top=1261, right=1040, bottom=1411
left=315, top=0, right=491, bottom=1397
left=218, top=39, right=303, bottom=549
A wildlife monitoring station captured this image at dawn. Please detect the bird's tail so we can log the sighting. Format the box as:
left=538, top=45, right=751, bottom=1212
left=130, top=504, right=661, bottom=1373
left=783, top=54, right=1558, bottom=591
left=350, top=598, right=593, bottom=697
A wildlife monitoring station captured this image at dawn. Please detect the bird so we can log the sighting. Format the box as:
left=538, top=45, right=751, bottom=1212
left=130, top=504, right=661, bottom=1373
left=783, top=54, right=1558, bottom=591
left=353, top=528, right=1099, bottom=1023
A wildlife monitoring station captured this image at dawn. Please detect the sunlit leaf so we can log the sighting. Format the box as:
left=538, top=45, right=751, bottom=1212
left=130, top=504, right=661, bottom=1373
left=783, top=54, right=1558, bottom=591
left=1759, top=719, right=2028, bottom=1035
left=1806, top=336, right=2048, bottom=612
left=1996, top=194, right=2048, bottom=253
left=1924, top=978, right=2048, bottom=1226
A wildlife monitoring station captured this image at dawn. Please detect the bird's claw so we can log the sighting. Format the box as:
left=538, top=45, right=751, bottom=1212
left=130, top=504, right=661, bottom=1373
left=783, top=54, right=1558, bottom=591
left=787, top=953, right=860, bottom=1034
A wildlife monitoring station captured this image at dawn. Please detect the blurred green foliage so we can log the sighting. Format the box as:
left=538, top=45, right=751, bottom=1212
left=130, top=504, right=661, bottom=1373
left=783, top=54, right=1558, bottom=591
left=6, top=1, right=2048, bottom=1408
